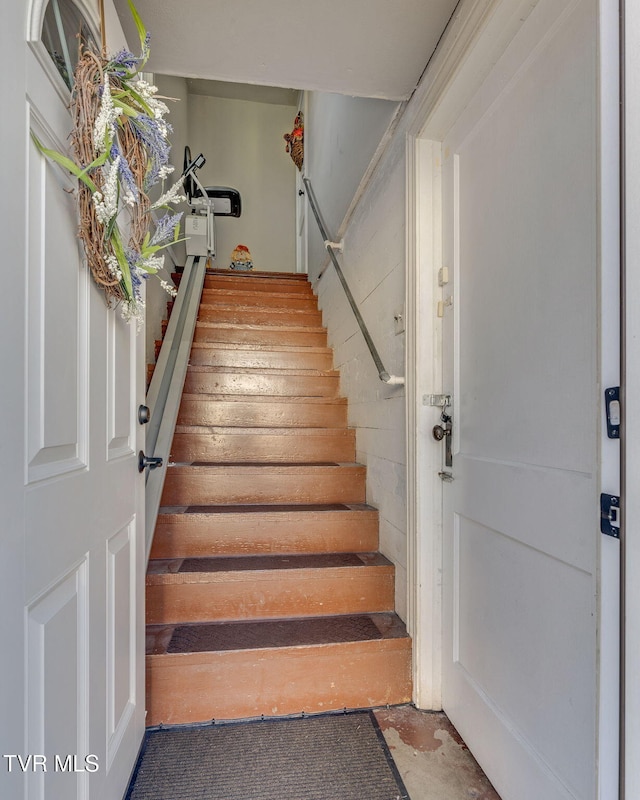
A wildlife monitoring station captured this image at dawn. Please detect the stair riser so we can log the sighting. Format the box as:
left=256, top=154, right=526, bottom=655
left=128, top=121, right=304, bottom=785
left=189, top=347, right=333, bottom=372
left=146, top=566, right=395, bottom=624
left=170, top=430, right=356, bottom=463
left=172, top=273, right=310, bottom=293
left=194, top=326, right=327, bottom=348
left=177, top=399, right=347, bottom=428
left=150, top=510, right=379, bottom=559
left=201, top=290, right=317, bottom=310
left=204, top=277, right=314, bottom=297
left=183, top=370, right=339, bottom=398
left=146, top=639, right=412, bottom=725
left=160, top=467, right=367, bottom=506
left=198, top=307, right=322, bottom=327
left=203, top=277, right=312, bottom=294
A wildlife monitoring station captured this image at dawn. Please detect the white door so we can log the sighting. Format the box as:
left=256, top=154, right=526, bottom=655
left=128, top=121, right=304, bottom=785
left=0, top=2, right=145, bottom=798
left=439, top=1, right=607, bottom=798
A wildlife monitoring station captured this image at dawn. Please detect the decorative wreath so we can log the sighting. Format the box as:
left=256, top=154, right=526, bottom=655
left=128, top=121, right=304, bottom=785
left=34, top=0, right=184, bottom=326
left=284, top=112, right=304, bottom=171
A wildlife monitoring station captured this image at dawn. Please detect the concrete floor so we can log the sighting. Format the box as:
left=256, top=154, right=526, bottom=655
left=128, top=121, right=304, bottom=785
left=374, top=706, right=501, bottom=800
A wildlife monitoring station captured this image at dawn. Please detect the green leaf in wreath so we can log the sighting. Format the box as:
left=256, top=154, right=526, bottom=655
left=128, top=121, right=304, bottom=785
left=113, top=86, right=152, bottom=118
left=112, top=98, right=141, bottom=118
left=31, top=135, right=99, bottom=193
left=111, top=229, right=133, bottom=298
left=127, top=0, right=149, bottom=64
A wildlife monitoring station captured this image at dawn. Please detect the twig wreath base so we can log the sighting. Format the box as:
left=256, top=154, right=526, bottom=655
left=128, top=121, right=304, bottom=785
left=73, top=50, right=147, bottom=303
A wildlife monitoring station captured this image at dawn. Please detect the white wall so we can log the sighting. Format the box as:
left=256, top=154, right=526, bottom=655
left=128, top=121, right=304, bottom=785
left=146, top=74, right=189, bottom=367
left=314, top=137, right=408, bottom=619
left=304, top=89, right=406, bottom=617
left=188, top=94, right=297, bottom=272
left=305, top=92, right=399, bottom=280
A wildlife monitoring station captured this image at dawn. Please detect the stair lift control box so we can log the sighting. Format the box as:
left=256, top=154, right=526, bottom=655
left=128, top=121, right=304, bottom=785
left=184, top=214, right=211, bottom=257
left=183, top=148, right=241, bottom=260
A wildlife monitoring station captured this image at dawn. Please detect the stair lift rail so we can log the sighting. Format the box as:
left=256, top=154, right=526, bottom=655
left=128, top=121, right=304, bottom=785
left=143, top=253, right=207, bottom=564
left=302, top=176, right=404, bottom=386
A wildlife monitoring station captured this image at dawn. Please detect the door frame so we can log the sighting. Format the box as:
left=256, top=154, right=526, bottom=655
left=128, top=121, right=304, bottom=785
left=623, top=3, right=640, bottom=797
left=296, top=91, right=309, bottom=274
left=406, top=1, right=622, bottom=795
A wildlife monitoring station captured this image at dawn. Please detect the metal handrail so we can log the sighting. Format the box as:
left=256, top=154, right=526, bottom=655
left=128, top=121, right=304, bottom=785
left=144, top=254, right=207, bottom=564
left=302, top=176, right=404, bottom=386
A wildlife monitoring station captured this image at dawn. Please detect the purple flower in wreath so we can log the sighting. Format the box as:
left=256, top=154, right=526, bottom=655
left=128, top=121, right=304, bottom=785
left=151, top=211, right=183, bottom=246
left=130, top=114, right=172, bottom=189
left=110, top=142, right=139, bottom=205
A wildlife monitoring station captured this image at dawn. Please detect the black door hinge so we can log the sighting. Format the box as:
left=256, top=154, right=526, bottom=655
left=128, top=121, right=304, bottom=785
left=600, top=493, right=620, bottom=538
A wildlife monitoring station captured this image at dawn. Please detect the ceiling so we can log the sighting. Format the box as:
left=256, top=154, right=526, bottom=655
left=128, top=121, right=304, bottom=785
left=113, top=0, right=459, bottom=101
left=186, top=79, right=298, bottom=106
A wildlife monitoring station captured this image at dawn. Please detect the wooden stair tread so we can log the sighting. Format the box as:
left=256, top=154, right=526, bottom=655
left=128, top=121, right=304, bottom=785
left=199, top=302, right=317, bottom=312
left=188, top=357, right=334, bottom=371
left=151, top=506, right=379, bottom=559
left=145, top=553, right=395, bottom=625
left=161, top=464, right=366, bottom=506
left=173, top=425, right=352, bottom=436
left=197, top=307, right=322, bottom=328
left=196, top=321, right=326, bottom=334
left=201, top=284, right=313, bottom=297
left=147, top=613, right=408, bottom=656
left=187, top=364, right=337, bottom=375
left=207, top=269, right=308, bottom=279
left=166, top=462, right=362, bottom=471
left=147, top=552, right=390, bottom=576
left=193, top=325, right=328, bottom=348
left=183, top=370, right=340, bottom=399
left=170, top=425, right=356, bottom=464
left=191, top=341, right=331, bottom=354
left=177, top=395, right=348, bottom=429
left=201, top=288, right=314, bottom=300
left=180, top=392, right=346, bottom=405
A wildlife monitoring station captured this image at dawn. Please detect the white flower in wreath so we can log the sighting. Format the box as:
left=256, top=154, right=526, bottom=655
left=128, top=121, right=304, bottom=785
left=159, top=279, right=178, bottom=297
left=92, top=156, right=120, bottom=224
left=92, top=75, right=119, bottom=155
left=151, top=179, right=186, bottom=209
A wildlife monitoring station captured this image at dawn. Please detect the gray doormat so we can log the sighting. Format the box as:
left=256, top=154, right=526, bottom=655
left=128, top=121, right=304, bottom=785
left=125, top=711, right=410, bottom=800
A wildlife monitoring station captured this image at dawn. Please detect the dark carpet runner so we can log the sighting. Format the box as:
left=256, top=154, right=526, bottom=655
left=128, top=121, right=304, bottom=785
left=167, top=615, right=383, bottom=653
left=125, top=710, right=410, bottom=800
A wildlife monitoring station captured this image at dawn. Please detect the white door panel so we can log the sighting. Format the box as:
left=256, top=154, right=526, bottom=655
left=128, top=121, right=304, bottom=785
left=440, top=1, right=601, bottom=798
left=1, top=4, right=147, bottom=799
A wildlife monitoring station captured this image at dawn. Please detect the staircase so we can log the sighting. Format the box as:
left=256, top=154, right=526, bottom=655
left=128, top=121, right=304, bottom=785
left=145, top=269, right=412, bottom=725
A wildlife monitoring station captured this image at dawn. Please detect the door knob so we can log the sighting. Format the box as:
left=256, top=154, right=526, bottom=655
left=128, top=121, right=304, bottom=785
left=138, top=404, right=151, bottom=424
left=138, top=451, right=163, bottom=473
left=432, top=420, right=453, bottom=468
left=432, top=424, right=449, bottom=441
